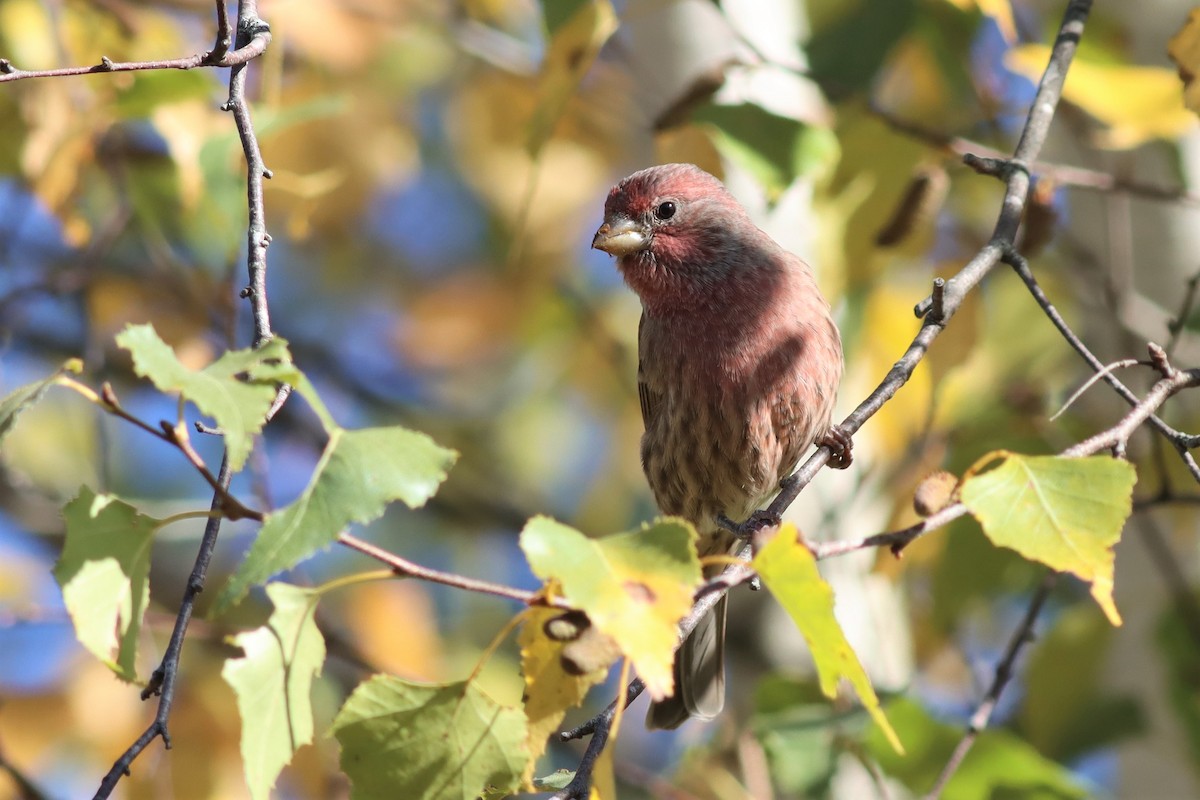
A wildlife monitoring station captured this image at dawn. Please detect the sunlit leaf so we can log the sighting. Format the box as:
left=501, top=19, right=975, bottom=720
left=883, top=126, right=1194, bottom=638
left=1006, top=46, right=1197, bottom=148
left=519, top=517, right=700, bottom=700
left=214, top=425, right=457, bottom=614
left=54, top=487, right=162, bottom=681
left=223, top=583, right=325, bottom=800
left=329, top=675, right=528, bottom=800
left=960, top=452, right=1135, bottom=625
left=115, top=324, right=294, bottom=471
left=752, top=525, right=902, bottom=753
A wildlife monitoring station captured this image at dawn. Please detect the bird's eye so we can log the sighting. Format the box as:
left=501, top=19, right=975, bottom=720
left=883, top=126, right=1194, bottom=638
left=654, top=201, right=676, bottom=221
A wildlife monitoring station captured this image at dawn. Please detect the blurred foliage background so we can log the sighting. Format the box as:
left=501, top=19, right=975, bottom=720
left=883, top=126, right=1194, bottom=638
left=3, top=0, right=1200, bottom=797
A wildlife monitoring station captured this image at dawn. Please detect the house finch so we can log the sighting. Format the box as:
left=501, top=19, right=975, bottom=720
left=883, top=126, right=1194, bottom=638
left=592, top=163, right=849, bottom=729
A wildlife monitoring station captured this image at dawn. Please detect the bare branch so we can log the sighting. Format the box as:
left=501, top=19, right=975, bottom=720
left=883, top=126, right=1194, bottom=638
left=0, top=8, right=269, bottom=83
left=336, top=531, right=565, bottom=607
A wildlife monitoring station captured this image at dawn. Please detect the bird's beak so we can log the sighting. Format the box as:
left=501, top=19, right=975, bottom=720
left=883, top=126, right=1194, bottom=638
left=592, top=217, right=649, bottom=256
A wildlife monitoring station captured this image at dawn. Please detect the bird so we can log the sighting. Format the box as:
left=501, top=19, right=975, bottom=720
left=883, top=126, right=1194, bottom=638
left=591, top=163, right=849, bottom=729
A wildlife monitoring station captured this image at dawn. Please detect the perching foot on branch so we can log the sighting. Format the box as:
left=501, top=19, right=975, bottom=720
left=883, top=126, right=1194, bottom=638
left=818, top=423, right=854, bottom=469
left=718, top=510, right=780, bottom=540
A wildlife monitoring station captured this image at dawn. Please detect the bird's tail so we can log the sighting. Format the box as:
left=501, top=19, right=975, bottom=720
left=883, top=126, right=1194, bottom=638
left=645, top=594, right=727, bottom=730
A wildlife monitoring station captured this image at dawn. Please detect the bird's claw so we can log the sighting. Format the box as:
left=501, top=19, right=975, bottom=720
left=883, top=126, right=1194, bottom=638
left=818, top=423, right=853, bottom=469
left=718, top=510, right=782, bottom=540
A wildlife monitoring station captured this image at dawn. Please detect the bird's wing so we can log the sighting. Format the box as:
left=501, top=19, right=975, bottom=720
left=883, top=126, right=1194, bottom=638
left=637, top=312, right=659, bottom=429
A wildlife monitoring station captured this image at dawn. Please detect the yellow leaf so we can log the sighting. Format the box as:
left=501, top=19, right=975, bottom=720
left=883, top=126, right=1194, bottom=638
left=519, top=517, right=702, bottom=701
left=961, top=452, right=1135, bottom=625
left=1006, top=45, right=1197, bottom=149
left=1168, top=9, right=1200, bottom=115
left=518, top=607, right=609, bottom=786
left=752, top=526, right=903, bottom=753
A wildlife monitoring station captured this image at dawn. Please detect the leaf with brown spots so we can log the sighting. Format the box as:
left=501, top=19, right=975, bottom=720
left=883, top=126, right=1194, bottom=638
left=519, top=517, right=701, bottom=700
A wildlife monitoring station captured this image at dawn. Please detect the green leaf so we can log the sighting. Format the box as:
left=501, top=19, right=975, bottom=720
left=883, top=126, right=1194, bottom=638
left=961, top=452, right=1136, bottom=625
left=115, top=324, right=294, bottom=471
left=693, top=103, right=837, bottom=197
left=0, top=359, right=80, bottom=446
left=752, top=525, right=902, bottom=753
left=214, top=425, right=456, bottom=614
left=329, top=675, right=528, bottom=800
left=864, top=698, right=1087, bottom=799
left=223, top=583, right=325, bottom=800
left=54, top=487, right=162, bottom=681
left=519, top=516, right=701, bottom=700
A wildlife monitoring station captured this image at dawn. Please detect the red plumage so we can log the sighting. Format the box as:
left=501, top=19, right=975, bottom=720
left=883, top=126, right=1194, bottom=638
left=592, top=163, right=846, bottom=729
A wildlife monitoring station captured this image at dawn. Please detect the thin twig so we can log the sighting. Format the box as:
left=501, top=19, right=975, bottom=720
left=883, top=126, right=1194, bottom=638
left=0, top=6, right=268, bottom=83
left=94, top=455, right=235, bottom=799
left=86, top=3, right=274, bottom=797
left=775, top=0, right=1091, bottom=517
left=870, top=105, right=1200, bottom=207
left=1004, top=248, right=1200, bottom=471
left=815, top=351, right=1200, bottom=562
left=924, top=573, right=1058, bottom=799
left=335, top=531, right=565, bottom=607
left=1048, top=358, right=1143, bottom=421
left=222, top=2, right=275, bottom=348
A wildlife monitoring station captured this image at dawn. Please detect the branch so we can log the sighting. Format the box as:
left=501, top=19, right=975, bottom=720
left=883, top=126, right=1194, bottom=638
left=94, top=455, right=235, bottom=799
left=91, top=3, right=274, bottom=797
left=773, top=0, right=1092, bottom=523
left=924, top=573, right=1058, bottom=799
left=0, top=1, right=269, bottom=83
left=814, top=345, right=1200, bottom=561
left=1003, top=248, right=1200, bottom=477
left=336, top=531, right=568, bottom=607
left=870, top=105, right=1200, bottom=207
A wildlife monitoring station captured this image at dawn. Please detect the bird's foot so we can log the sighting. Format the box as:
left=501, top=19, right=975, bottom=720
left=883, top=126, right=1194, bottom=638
left=718, top=510, right=782, bottom=540
left=818, top=423, right=854, bottom=469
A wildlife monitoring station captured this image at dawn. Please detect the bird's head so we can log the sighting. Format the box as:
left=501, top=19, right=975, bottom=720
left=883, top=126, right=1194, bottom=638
left=592, top=163, right=766, bottom=314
